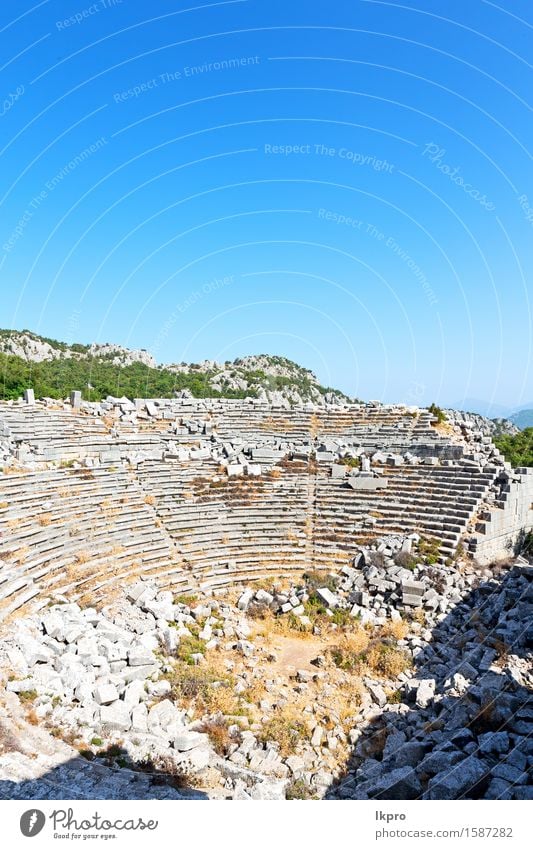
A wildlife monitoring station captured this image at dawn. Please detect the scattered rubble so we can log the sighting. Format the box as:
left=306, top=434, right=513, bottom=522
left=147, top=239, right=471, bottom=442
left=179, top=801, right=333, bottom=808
left=1, top=551, right=530, bottom=800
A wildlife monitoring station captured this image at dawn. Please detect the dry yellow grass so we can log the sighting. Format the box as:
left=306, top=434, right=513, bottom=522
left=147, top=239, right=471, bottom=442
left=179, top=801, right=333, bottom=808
left=240, top=677, right=267, bottom=706
left=144, top=494, right=156, bottom=506
left=7, top=518, right=22, bottom=529
left=309, top=414, right=322, bottom=438
left=199, top=718, right=236, bottom=756
left=251, top=607, right=312, bottom=641
left=330, top=677, right=366, bottom=723
left=258, top=706, right=311, bottom=757
left=15, top=545, right=29, bottom=564
left=411, top=608, right=426, bottom=625
left=202, top=686, right=240, bottom=715
left=342, top=627, right=371, bottom=654
left=38, top=513, right=52, bottom=527
left=365, top=644, right=411, bottom=678
left=380, top=619, right=409, bottom=640
left=75, top=550, right=90, bottom=564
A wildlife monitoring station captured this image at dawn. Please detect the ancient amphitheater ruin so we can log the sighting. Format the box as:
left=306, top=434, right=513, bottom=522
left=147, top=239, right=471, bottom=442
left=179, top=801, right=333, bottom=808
left=0, top=394, right=531, bottom=800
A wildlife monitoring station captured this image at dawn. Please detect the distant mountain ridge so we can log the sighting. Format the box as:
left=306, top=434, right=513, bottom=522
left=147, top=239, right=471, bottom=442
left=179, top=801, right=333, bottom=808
left=509, top=409, right=533, bottom=429
left=449, top=395, right=533, bottom=430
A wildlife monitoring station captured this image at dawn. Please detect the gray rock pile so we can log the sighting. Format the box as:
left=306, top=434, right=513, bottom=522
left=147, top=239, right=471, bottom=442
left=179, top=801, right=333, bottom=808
left=331, top=561, right=533, bottom=800
left=1, top=548, right=530, bottom=800
left=0, top=584, right=302, bottom=799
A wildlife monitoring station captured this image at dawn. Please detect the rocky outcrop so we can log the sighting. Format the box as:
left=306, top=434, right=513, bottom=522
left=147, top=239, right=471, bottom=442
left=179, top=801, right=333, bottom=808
left=444, top=409, right=519, bottom=437
left=87, top=343, right=156, bottom=368
left=166, top=354, right=350, bottom=406
left=0, top=333, right=65, bottom=363
left=0, top=332, right=155, bottom=369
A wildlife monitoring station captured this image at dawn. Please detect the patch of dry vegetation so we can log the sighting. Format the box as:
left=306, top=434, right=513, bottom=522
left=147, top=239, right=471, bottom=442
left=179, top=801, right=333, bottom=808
left=329, top=621, right=411, bottom=679
left=258, top=707, right=311, bottom=757
left=199, top=717, right=241, bottom=756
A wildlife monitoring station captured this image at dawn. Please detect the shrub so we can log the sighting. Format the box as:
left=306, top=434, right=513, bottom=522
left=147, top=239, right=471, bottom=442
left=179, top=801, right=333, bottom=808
left=174, top=594, right=198, bottom=607
left=286, top=612, right=311, bottom=633
left=428, top=403, right=446, bottom=424
left=18, top=689, right=38, bottom=702
left=135, top=754, right=188, bottom=789
left=329, top=607, right=354, bottom=628
left=368, top=551, right=386, bottom=568
left=176, top=635, right=206, bottom=665
left=258, top=709, right=310, bottom=757
left=199, top=717, right=241, bottom=756
left=303, top=570, right=337, bottom=593
left=339, top=456, right=361, bottom=469
left=303, top=594, right=327, bottom=618
left=286, top=779, right=316, bottom=800
left=394, top=550, right=418, bottom=570
left=365, top=643, right=411, bottom=678
left=329, top=629, right=370, bottom=671
left=417, top=537, right=441, bottom=564
left=168, top=662, right=234, bottom=711
left=386, top=688, right=403, bottom=704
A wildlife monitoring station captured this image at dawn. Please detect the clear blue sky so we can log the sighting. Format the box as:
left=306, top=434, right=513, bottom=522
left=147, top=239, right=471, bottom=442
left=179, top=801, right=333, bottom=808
left=0, top=0, right=532, bottom=410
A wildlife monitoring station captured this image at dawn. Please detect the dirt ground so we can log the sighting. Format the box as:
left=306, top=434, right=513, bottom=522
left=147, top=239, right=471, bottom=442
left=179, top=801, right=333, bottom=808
left=267, top=634, right=330, bottom=675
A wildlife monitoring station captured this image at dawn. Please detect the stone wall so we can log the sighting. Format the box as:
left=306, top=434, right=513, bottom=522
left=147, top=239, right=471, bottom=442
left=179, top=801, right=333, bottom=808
left=469, top=468, right=533, bottom=564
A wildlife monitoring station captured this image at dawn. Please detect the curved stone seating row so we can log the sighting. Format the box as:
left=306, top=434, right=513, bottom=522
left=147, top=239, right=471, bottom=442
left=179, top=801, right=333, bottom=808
left=0, top=467, right=178, bottom=618
left=0, top=399, right=506, bottom=606
left=312, top=463, right=499, bottom=565
left=0, top=401, right=452, bottom=466
left=129, top=457, right=500, bottom=586
left=0, top=405, right=169, bottom=463
left=210, top=408, right=438, bottom=443
left=131, top=399, right=441, bottom=441
left=136, top=460, right=311, bottom=582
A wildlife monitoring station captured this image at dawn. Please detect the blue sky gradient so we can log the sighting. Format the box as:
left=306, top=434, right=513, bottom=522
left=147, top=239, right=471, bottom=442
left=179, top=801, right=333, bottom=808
left=0, top=0, right=532, bottom=410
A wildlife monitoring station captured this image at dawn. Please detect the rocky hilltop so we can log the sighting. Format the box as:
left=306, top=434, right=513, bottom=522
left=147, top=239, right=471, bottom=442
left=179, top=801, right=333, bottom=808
left=168, top=354, right=349, bottom=405
left=0, top=330, right=349, bottom=406
left=0, top=330, right=155, bottom=368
